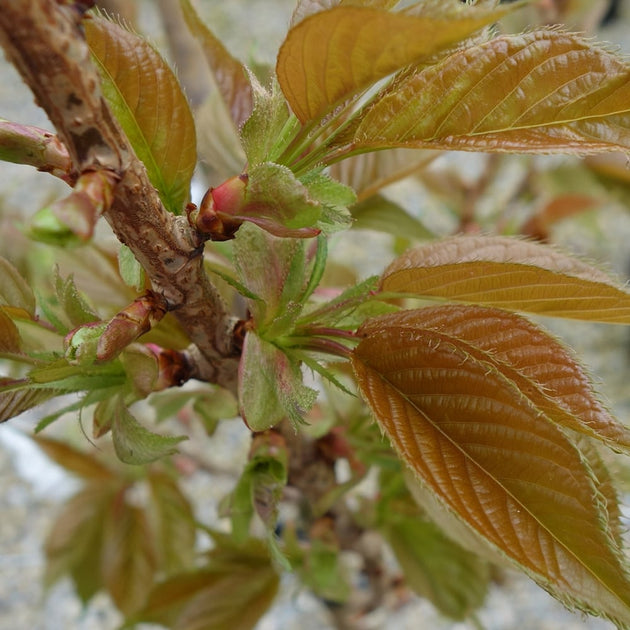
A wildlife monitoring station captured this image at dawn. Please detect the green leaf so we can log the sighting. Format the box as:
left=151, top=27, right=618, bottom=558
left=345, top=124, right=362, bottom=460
left=242, top=162, right=322, bottom=234
left=85, top=16, right=196, bottom=214
left=0, top=256, right=35, bottom=316
left=352, top=316, right=630, bottom=626
left=180, top=0, right=252, bottom=128
left=353, top=30, right=630, bottom=154
left=148, top=473, right=196, bottom=575
left=351, top=194, right=435, bottom=241
left=300, top=171, right=355, bottom=233
left=241, top=76, right=292, bottom=166
left=102, top=499, right=158, bottom=615
left=383, top=514, right=489, bottom=620
left=54, top=268, right=100, bottom=330
left=239, top=332, right=317, bottom=431
left=276, top=3, right=516, bottom=123
left=234, top=223, right=307, bottom=328
left=380, top=234, right=630, bottom=323
left=118, top=244, right=145, bottom=291
left=112, top=398, right=187, bottom=464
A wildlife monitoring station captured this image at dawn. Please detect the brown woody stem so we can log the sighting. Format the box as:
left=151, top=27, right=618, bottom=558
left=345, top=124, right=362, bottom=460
left=0, top=0, right=239, bottom=391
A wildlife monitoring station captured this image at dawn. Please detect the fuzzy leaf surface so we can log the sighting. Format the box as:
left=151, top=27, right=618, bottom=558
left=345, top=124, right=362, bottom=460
left=389, top=305, right=630, bottom=453
left=381, top=235, right=630, bottom=322
left=112, top=399, right=187, bottom=465
left=86, top=16, right=196, bottom=214
left=238, top=332, right=316, bottom=431
left=276, top=4, right=514, bottom=123
left=353, top=31, right=630, bottom=154
left=352, top=317, right=630, bottom=625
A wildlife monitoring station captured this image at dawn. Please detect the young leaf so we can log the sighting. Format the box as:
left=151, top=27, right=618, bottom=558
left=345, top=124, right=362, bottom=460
left=380, top=235, right=630, bottom=322
left=388, top=305, right=630, bottom=453
left=0, top=308, right=22, bottom=354
left=351, top=194, right=435, bottom=241
left=112, top=399, right=187, bottom=465
left=134, top=539, right=279, bottom=630
left=179, top=0, right=253, bottom=127
left=241, top=77, right=292, bottom=166
left=34, top=435, right=115, bottom=480
left=353, top=30, right=630, bottom=154
left=102, top=499, right=158, bottom=615
left=0, top=378, right=59, bottom=423
left=239, top=332, right=317, bottom=431
left=148, top=473, right=196, bottom=575
left=383, top=514, right=489, bottom=620
left=0, top=256, right=36, bottom=316
left=85, top=16, right=196, bottom=214
left=44, top=482, right=117, bottom=600
left=351, top=320, right=630, bottom=626
left=276, top=3, right=514, bottom=123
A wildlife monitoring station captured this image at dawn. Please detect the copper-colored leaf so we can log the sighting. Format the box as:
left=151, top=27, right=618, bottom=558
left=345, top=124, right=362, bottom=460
left=276, top=4, right=513, bottom=123
left=179, top=0, right=252, bottom=127
left=353, top=30, right=630, bottom=154
left=148, top=473, right=196, bottom=575
left=34, top=435, right=115, bottom=480
left=0, top=378, right=58, bottom=423
left=372, top=305, right=630, bottom=453
left=352, top=318, right=630, bottom=625
left=85, top=16, right=196, bottom=214
left=0, top=308, right=21, bottom=354
left=102, top=498, right=158, bottom=615
left=381, top=235, right=630, bottom=322
left=0, top=256, right=35, bottom=316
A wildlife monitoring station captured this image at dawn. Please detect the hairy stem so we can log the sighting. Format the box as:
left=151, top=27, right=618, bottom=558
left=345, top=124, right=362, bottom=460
left=0, top=0, right=239, bottom=391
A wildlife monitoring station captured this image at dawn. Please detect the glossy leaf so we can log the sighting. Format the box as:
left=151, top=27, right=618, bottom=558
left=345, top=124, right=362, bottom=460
left=353, top=30, right=630, bottom=154
left=352, top=319, right=630, bottom=626
left=238, top=332, right=317, bottom=431
left=276, top=3, right=514, bottom=123
left=380, top=235, right=630, bottom=322
left=102, top=499, right=158, bottom=615
left=0, top=256, right=35, bottom=316
left=112, top=399, right=187, bottom=465
left=180, top=0, right=252, bottom=127
left=388, top=305, right=630, bottom=453
left=34, top=435, right=115, bottom=480
left=384, top=514, right=489, bottom=620
left=85, top=16, right=196, bottom=214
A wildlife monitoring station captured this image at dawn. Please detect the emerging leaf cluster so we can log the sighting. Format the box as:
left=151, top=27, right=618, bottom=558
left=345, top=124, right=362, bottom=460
left=4, top=1, right=630, bottom=629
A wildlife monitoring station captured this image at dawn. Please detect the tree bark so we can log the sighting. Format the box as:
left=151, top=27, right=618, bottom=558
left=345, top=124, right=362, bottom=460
left=0, top=0, right=239, bottom=391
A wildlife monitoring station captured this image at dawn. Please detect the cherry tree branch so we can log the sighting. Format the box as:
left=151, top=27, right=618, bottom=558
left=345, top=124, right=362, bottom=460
left=0, top=0, right=239, bottom=391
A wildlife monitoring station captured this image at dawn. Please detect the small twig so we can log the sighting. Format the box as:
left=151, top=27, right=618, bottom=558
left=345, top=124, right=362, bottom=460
left=0, top=0, right=239, bottom=391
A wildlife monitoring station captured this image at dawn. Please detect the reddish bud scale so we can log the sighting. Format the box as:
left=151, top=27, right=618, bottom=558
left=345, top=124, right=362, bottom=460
left=96, top=291, right=167, bottom=362
left=194, top=174, right=248, bottom=241
left=146, top=344, right=191, bottom=390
